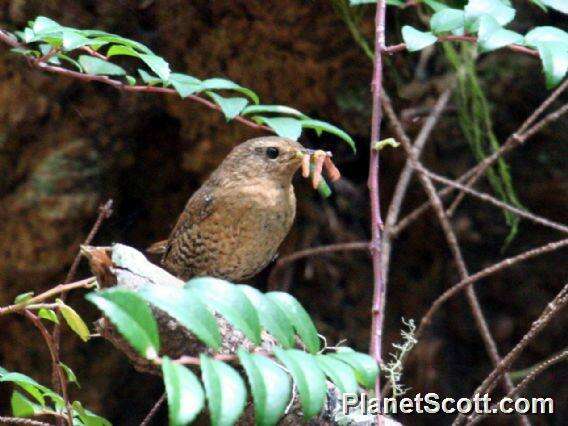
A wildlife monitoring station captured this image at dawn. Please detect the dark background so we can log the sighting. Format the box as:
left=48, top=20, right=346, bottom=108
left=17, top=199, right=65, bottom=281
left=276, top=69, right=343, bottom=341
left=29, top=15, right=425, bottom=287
left=0, top=1, right=566, bottom=425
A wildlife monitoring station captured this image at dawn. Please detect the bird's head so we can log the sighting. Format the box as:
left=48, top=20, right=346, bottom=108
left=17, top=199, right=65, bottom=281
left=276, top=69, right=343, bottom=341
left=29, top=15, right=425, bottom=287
left=221, top=136, right=308, bottom=184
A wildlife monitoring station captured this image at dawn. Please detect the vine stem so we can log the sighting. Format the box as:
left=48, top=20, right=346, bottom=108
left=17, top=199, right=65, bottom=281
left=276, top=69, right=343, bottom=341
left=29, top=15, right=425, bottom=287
left=368, top=0, right=386, bottom=417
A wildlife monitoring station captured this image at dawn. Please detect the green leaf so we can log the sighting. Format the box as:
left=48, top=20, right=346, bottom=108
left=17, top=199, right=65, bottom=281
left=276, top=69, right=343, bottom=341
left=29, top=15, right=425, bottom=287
left=56, top=298, right=90, bottom=342
left=401, top=26, right=438, bottom=52
left=139, top=53, right=171, bottom=81
left=169, top=73, right=202, bottom=97
left=200, top=355, right=247, bottom=426
left=237, top=349, right=291, bottom=426
left=138, top=285, right=221, bottom=350
left=541, top=0, right=568, bottom=13
left=208, top=92, right=249, bottom=121
left=535, top=41, right=568, bottom=88
left=162, top=357, right=205, bottom=426
left=430, top=9, right=465, bottom=34
left=299, top=119, right=356, bottom=153
left=57, top=54, right=83, bottom=72
left=273, top=348, right=327, bottom=420
left=11, top=391, right=42, bottom=417
left=200, top=78, right=259, bottom=104
left=187, top=277, right=262, bottom=345
left=0, top=372, right=64, bottom=407
left=85, top=288, right=159, bottom=358
left=315, top=355, right=358, bottom=395
left=480, top=29, right=523, bottom=52
left=464, top=0, right=515, bottom=30
left=38, top=308, right=59, bottom=324
left=61, top=30, right=91, bottom=51
left=32, top=16, right=61, bottom=35
left=93, top=34, right=153, bottom=54
left=266, top=292, right=320, bottom=354
left=329, top=349, right=378, bottom=389
left=78, top=55, right=126, bottom=76
left=139, top=69, right=165, bottom=86
left=126, top=75, right=137, bottom=86
left=14, top=291, right=34, bottom=304
left=72, top=401, right=112, bottom=426
left=242, top=104, right=306, bottom=118
left=477, top=15, right=523, bottom=52
left=524, top=26, right=568, bottom=48
left=107, top=44, right=140, bottom=58
left=237, top=285, right=296, bottom=348
left=423, top=0, right=450, bottom=12
left=107, top=45, right=171, bottom=80
left=258, top=117, right=302, bottom=141
left=59, top=362, right=79, bottom=387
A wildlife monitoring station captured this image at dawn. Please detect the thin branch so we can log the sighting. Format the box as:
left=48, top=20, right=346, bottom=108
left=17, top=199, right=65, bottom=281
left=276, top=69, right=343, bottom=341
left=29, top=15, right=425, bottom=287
left=384, top=35, right=539, bottom=58
left=0, top=30, right=270, bottom=133
left=140, top=393, right=166, bottom=426
left=420, top=167, right=568, bottom=234
left=382, top=90, right=528, bottom=425
left=382, top=85, right=454, bottom=281
left=392, top=82, right=568, bottom=236
left=456, top=281, right=568, bottom=425
left=268, top=242, right=370, bottom=289
left=51, top=200, right=113, bottom=393
left=470, top=349, right=568, bottom=425
left=0, top=277, right=96, bottom=317
left=0, top=417, right=51, bottom=426
left=24, top=311, right=73, bottom=426
left=417, top=238, right=568, bottom=338
left=368, top=1, right=387, bottom=415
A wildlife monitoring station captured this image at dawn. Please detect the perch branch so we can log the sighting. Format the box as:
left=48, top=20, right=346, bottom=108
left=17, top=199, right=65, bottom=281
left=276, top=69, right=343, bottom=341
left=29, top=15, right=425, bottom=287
left=0, top=417, right=51, bottom=426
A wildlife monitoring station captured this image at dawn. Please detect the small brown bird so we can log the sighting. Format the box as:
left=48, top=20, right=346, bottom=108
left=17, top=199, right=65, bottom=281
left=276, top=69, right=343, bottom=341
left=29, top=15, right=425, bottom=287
left=149, top=136, right=307, bottom=282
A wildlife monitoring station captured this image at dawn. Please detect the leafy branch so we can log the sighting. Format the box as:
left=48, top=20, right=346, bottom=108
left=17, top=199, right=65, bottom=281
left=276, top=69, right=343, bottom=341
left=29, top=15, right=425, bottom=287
left=0, top=16, right=355, bottom=150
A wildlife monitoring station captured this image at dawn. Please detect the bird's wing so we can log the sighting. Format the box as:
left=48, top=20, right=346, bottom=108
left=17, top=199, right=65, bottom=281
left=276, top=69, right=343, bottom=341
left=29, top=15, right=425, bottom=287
left=161, top=184, right=218, bottom=262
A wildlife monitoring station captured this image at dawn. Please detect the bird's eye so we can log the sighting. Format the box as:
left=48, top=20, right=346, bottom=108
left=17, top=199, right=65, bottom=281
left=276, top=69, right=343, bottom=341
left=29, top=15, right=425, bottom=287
left=266, top=147, right=280, bottom=159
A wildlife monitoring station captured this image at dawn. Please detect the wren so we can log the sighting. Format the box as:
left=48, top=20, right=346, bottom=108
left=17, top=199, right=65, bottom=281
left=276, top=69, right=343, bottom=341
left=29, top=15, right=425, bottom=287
left=149, top=136, right=307, bottom=282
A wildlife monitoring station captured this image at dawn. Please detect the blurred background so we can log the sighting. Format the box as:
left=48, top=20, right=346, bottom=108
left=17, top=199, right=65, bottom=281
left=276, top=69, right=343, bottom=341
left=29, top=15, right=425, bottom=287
left=0, top=1, right=566, bottom=424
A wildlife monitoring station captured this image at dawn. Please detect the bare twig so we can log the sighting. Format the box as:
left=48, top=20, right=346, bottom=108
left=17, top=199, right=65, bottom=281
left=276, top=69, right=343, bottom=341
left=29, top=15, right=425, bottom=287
left=140, top=393, right=166, bottom=426
left=268, top=242, right=370, bottom=289
left=470, top=349, right=568, bottom=425
left=418, top=238, right=568, bottom=338
left=51, top=200, right=113, bottom=395
left=382, top=85, right=454, bottom=281
left=382, top=91, right=528, bottom=425
left=368, top=2, right=387, bottom=416
left=24, top=311, right=73, bottom=426
left=419, top=167, right=568, bottom=234
left=456, top=281, right=568, bottom=425
left=395, top=79, right=568, bottom=235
